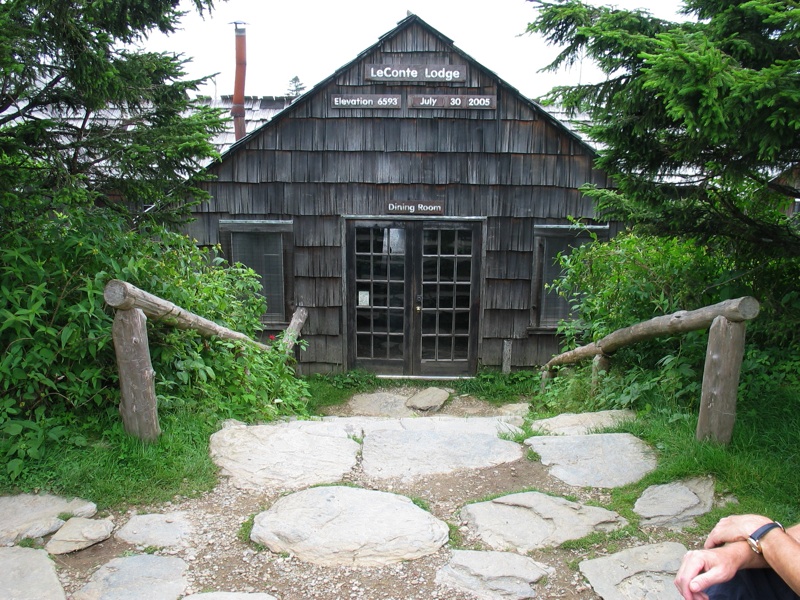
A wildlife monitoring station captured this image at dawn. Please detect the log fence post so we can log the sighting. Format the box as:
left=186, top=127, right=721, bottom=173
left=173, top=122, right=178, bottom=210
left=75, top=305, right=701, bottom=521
left=696, top=316, right=746, bottom=445
left=591, top=353, right=611, bottom=396
left=111, top=308, right=161, bottom=442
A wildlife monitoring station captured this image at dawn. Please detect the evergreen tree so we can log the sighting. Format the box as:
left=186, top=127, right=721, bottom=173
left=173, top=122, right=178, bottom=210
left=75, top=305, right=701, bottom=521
left=0, top=0, right=226, bottom=226
left=287, top=75, right=306, bottom=97
left=527, top=0, right=800, bottom=258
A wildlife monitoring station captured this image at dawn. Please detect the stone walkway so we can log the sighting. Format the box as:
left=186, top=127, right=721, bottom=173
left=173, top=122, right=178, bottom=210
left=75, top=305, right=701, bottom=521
left=0, top=388, right=722, bottom=599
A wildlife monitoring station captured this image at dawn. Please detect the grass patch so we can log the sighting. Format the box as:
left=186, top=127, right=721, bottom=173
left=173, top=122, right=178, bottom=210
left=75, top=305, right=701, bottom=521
left=0, top=407, right=219, bottom=510
left=409, top=496, right=431, bottom=512
left=499, top=421, right=537, bottom=444
left=454, top=369, right=539, bottom=404
left=447, top=522, right=464, bottom=548
left=237, top=513, right=263, bottom=549
left=611, top=408, right=800, bottom=524
left=310, top=481, right=362, bottom=489
left=559, top=524, right=645, bottom=552
left=537, top=363, right=800, bottom=526
left=304, top=370, right=379, bottom=413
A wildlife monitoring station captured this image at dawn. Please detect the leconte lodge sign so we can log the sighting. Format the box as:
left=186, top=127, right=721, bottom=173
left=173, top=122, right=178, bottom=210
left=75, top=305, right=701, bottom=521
left=330, top=64, right=497, bottom=111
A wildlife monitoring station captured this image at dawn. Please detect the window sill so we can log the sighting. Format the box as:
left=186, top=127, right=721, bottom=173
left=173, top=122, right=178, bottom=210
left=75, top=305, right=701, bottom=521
left=527, top=326, right=559, bottom=335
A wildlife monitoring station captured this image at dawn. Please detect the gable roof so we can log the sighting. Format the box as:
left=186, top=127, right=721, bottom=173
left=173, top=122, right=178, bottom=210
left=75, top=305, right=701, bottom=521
left=212, top=14, right=599, bottom=160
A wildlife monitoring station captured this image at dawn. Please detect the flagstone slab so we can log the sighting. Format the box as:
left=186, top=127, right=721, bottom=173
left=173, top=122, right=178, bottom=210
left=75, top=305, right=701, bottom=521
left=397, top=416, right=524, bottom=436
left=209, top=425, right=360, bottom=490
left=525, top=434, right=656, bottom=488
left=116, top=511, right=193, bottom=548
left=282, top=415, right=523, bottom=438
left=0, top=493, right=96, bottom=545
left=45, top=517, right=114, bottom=555
left=279, top=416, right=405, bottom=437
left=531, top=410, right=635, bottom=435
left=72, top=554, right=187, bottom=600
left=250, top=486, right=449, bottom=566
left=406, top=387, right=449, bottom=411
left=579, top=542, right=686, bottom=600
left=634, top=477, right=715, bottom=530
left=436, top=549, right=554, bottom=599
left=460, top=491, right=627, bottom=553
left=362, top=429, right=523, bottom=480
left=0, top=546, right=65, bottom=600
left=348, top=391, right=416, bottom=417
left=496, top=403, right=531, bottom=417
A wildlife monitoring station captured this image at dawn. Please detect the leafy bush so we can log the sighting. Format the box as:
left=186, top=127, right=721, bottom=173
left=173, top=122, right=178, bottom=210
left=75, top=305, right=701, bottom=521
left=550, top=231, right=727, bottom=351
left=0, top=206, right=307, bottom=482
left=541, top=229, right=800, bottom=416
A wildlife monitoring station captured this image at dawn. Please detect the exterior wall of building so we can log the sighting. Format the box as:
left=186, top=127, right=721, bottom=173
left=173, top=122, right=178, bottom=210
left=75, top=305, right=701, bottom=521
left=189, top=16, right=611, bottom=376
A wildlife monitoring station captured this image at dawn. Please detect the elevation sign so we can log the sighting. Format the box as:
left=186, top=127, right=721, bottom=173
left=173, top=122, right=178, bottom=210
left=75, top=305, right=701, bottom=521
left=331, top=95, right=401, bottom=109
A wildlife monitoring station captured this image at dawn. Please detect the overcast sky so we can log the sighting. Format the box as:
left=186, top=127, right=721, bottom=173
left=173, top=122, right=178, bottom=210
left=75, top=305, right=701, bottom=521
left=142, top=0, right=687, bottom=100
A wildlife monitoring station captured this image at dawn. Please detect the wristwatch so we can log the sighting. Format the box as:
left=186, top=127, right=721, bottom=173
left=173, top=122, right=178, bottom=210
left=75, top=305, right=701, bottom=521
left=747, top=522, right=785, bottom=554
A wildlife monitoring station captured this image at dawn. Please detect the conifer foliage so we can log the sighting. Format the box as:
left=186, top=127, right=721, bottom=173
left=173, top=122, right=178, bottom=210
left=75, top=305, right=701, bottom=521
left=527, top=0, right=800, bottom=257
left=0, top=0, right=225, bottom=222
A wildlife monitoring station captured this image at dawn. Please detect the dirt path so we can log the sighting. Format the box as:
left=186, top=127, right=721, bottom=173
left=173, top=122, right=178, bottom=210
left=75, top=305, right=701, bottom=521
left=53, top=395, right=699, bottom=599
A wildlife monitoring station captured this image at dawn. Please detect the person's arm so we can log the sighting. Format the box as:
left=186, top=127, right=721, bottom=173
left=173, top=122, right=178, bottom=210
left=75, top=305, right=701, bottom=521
left=704, top=515, right=800, bottom=592
left=759, top=523, right=800, bottom=594
left=675, top=517, right=800, bottom=600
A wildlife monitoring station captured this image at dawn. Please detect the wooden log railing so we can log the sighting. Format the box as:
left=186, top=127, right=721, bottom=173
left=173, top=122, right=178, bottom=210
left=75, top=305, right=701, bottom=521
left=104, top=279, right=308, bottom=442
left=541, top=296, right=760, bottom=445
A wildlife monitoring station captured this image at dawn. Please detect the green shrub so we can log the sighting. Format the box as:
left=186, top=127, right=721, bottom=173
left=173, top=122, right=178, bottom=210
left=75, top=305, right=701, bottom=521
left=541, top=229, right=800, bottom=416
left=551, top=231, right=726, bottom=351
left=0, top=206, right=308, bottom=483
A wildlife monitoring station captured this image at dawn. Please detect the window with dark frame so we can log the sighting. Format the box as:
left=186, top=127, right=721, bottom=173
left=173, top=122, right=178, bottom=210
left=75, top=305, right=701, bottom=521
left=220, top=220, right=293, bottom=324
left=231, top=232, right=285, bottom=321
left=532, top=225, right=608, bottom=330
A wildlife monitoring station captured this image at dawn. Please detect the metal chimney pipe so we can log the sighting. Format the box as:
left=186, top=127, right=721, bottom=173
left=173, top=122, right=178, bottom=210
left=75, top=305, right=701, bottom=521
left=232, top=22, right=247, bottom=141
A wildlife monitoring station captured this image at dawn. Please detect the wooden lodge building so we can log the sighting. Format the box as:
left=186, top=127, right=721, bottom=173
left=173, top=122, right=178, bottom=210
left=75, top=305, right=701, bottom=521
left=186, top=15, right=614, bottom=377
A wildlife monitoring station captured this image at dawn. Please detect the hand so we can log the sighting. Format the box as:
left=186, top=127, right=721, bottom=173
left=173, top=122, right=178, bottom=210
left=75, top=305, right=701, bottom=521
left=674, top=546, right=745, bottom=600
left=704, top=514, right=773, bottom=549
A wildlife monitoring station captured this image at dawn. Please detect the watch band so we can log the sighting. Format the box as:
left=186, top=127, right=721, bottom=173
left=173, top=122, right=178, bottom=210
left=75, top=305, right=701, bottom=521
left=747, top=522, right=784, bottom=554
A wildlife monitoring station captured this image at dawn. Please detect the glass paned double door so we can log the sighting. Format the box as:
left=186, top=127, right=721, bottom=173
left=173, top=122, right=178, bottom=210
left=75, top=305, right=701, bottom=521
left=347, top=220, right=480, bottom=376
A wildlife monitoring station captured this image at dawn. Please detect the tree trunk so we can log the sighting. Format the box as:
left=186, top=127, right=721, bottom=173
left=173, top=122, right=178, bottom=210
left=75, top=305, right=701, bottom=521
left=696, top=316, right=745, bottom=445
left=104, top=279, right=269, bottom=351
left=283, top=306, right=308, bottom=353
left=112, top=309, right=160, bottom=442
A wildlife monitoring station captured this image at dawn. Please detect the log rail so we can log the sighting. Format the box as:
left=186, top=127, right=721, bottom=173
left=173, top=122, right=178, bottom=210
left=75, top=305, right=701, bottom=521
left=541, top=296, right=760, bottom=445
left=104, top=279, right=307, bottom=441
